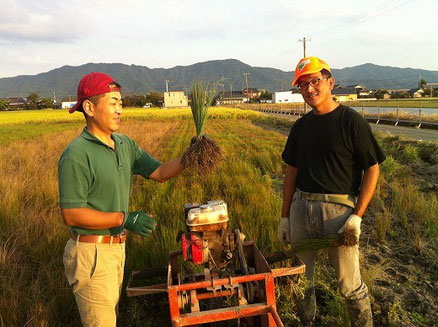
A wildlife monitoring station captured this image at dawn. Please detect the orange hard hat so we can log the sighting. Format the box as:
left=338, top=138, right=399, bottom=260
left=291, top=57, right=331, bottom=86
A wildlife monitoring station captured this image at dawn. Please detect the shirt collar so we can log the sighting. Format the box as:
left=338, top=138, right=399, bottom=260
left=80, top=127, right=124, bottom=147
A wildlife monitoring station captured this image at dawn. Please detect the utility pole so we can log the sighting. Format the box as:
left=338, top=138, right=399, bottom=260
left=165, top=80, right=169, bottom=92
left=219, top=76, right=229, bottom=102
left=218, top=83, right=225, bottom=103
left=243, top=73, right=249, bottom=103
left=298, top=37, right=311, bottom=57
left=298, top=37, right=311, bottom=114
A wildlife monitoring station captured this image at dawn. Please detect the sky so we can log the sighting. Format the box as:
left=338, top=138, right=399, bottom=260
left=0, top=0, right=437, bottom=78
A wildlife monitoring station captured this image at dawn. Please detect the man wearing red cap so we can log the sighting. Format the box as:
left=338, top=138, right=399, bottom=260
left=278, top=57, right=385, bottom=326
left=58, top=72, right=187, bottom=326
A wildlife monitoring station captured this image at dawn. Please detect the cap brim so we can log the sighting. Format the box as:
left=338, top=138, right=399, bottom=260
left=69, top=100, right=83, bottom=114
left=291, top=76, right=299, bottom=86
left=291, top=68, right=326, bottom=87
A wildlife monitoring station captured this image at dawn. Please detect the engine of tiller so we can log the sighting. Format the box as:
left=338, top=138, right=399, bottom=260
left=178, top=200, right=237, bottom=270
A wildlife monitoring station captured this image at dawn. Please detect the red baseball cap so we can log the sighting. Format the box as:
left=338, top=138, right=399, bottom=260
left=69, top=72, right=121, bottom=113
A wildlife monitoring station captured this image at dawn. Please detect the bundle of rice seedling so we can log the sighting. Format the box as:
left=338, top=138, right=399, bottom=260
left=283, top=230, right=358, bottom=257
left=181, top=81, right=223, bottom=174
left=287, top=236, right=338, bottom=255
left=337, top=226, right=359, bottom=246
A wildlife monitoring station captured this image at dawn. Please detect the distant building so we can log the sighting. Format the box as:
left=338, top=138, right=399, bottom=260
left=217, top=91, right=248, bottom=104
left=407, top=88, right=424, bottom=98
left=61, top=96, right=78, bottom=109
left=7, top=97, right=27, bottom=109
left=347, top=84, right=368, bottom=96
left=272, top=91, right=304, bottom=104
left=358, top=90, right=372, bottom=97
left=242, top=88, right=261, bottom=100
left=331, top=88, right=358, bottom=101
left=387, top=89, right=409, bottom=95
left=423, top=82, right=438, bottom=89
left=422, top=83, right=438, bottom=96
left=164, top=91, right=188, bottom=107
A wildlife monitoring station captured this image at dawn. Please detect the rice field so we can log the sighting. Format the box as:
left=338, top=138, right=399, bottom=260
left=0, top=107, right=262, bottom=126
left=0, top=108, right=436, bottom=326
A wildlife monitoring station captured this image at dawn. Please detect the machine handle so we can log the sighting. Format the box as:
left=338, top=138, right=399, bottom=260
left=269, top=305, right=284, bottom=327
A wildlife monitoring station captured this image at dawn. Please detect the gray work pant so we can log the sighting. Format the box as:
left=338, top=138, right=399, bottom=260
left=290, top=190, right=373, bottom=327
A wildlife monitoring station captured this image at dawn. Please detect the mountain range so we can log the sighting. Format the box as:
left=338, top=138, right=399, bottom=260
left=1, top=59, right=437, bottom=99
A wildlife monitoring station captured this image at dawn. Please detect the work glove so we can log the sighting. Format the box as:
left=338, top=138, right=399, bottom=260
left=122, top=211, right=157, bottom=237
left=277, top=217, right=291, bottom=245
left=338, top=214, right=362, bottom=238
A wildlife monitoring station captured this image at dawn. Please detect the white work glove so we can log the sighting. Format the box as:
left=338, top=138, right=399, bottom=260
left=277, top=217, right=291, bottom=245
left=338, top=214, right=362, bottom=238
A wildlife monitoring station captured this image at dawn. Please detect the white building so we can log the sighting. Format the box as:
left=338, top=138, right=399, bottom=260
left=272, top=91, right=304, bottom=104
left=61, top=96, right=77, bottom=109
left=164, top=91, right=189, bottom=107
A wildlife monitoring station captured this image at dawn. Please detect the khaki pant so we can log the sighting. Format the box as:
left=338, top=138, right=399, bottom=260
left=63, top=239, right=126, bottom=327
left=290, top=190, right=372, bottom=327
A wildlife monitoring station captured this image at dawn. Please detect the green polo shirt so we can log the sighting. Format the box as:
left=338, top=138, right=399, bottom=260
left=58, top=127, right=161, bottom=235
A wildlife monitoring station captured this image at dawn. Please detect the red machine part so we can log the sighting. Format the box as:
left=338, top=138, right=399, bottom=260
left=190, top=233, right=204, bottom=265
left=181, top=233, right=190, bottom=261
left=180, top=232, right=204, bottom=265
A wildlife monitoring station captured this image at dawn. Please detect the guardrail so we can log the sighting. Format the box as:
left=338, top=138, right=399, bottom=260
left=348, top=99, right=438, bottom=129
left=225, top=102, right=438, bottom=130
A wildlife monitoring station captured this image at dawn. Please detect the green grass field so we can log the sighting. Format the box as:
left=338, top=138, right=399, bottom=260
left=0, top=108, right=437, bottom=326
left=343, top=98, right=438, bottom=109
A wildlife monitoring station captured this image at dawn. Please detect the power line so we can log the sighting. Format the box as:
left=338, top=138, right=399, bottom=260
left=310, top=0, right=414, bottom=39
left=267, top=0, right=414, bottom=71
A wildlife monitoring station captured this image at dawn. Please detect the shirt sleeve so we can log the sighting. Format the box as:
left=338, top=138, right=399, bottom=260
left=58, top=155, right=91, bottom=209
left=132, top=140, right=162, bottom=178
left=353, top=116, right=386, bottom=169
left=281, top=122, right=298, bottom=167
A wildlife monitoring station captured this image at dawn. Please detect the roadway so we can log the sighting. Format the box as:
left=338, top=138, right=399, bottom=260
left=266, top=112, right=438, bottom=141
left=368, top=123, right=437, bottom=141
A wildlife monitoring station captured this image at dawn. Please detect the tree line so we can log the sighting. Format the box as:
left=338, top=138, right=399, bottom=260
left=0, top=92, right=165, bottom=111
left=0, top=93, right=54, bottom=111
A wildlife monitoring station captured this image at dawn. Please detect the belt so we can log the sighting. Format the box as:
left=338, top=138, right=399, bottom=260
left=71, top=233, right=127, bottom=244
left=296, top=189, right=356, bottom=208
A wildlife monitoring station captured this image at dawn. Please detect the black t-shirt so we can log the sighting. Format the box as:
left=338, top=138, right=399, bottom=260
left=282, top=104, right=386, bottom=195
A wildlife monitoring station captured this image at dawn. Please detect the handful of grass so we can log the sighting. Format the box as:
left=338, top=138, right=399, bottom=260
left=285, top=227, right=359, bottom=256
left=181, top=81, right=223, bottom=174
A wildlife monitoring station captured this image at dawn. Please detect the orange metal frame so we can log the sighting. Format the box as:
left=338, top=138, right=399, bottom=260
left=127, top=241, right=305, bottom=327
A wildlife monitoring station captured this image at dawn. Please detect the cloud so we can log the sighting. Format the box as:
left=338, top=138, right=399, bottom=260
left=0, top=0, right=89, bottom=42
left=0, top=0, right=437, bottom=77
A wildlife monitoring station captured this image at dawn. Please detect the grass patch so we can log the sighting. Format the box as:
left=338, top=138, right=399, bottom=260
left=0, top=122, right=83, bottom=146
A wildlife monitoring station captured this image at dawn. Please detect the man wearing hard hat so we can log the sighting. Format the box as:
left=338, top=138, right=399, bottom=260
left=278, top=57, right=385, bottom=326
